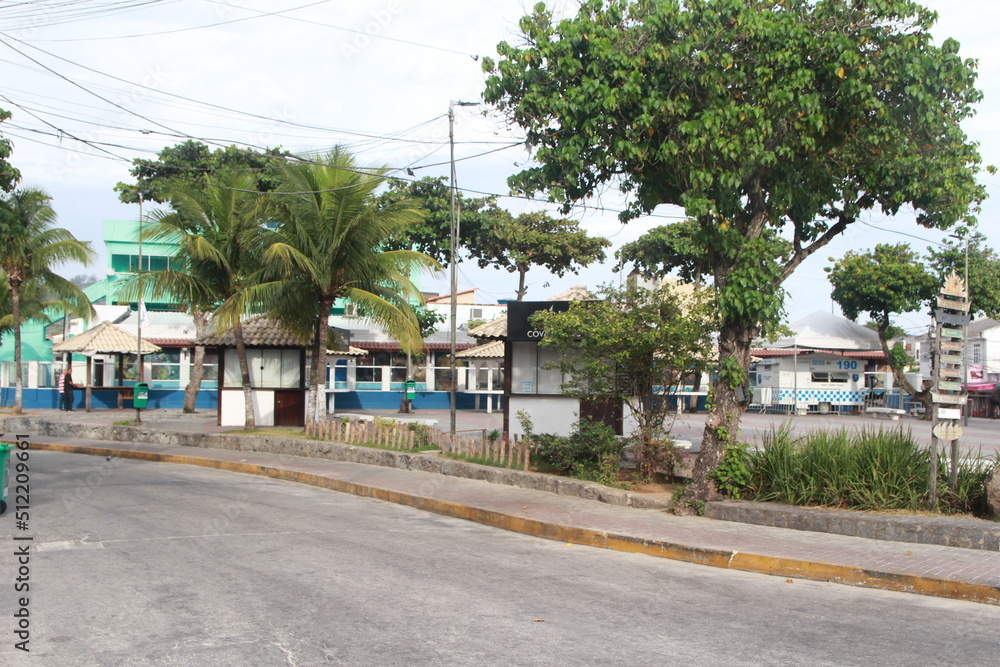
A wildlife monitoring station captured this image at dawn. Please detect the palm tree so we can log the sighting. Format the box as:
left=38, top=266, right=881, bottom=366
left=137, top=172, right=269, bottom=427
left=0, top=187, right=95, bottom=413
left=250, top=148, right=438, bottom=422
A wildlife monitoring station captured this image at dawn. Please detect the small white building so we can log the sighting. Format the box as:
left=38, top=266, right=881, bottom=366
left=751, top=311, right=886, bottom=413
left=900, top=317, right=1000, bottom=389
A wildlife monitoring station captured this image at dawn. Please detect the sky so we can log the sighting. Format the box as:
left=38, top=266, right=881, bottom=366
left=1, top=0, right=998, bottom=335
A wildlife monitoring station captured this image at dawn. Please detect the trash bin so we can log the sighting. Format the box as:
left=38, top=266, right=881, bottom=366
left=0, top=442, right=11, bottom=515
left=405, top=379, right=416, bottom=401
left=134, top=382, right=149, bottom=409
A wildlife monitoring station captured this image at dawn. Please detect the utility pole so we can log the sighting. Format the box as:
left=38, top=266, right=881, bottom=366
left=135, top=195, right=144, bottom=423
left=963, top=234, right=970, bottom=426
left=448, top=100, right=477, bottom=435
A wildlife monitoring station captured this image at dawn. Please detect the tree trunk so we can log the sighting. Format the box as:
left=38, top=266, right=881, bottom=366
left=877, top=329, right=933, bottom=420
left=183, top=309, right=210, bottom=413
left=11, top=279, right=22, bottom=415
left=307, top=303, right=332, bottom=424
left=515, top=265, right=528, bottom=301
left=232, top=321, right=255, bottom=430
left=399, top=350, right=412, bottom=413
left=680, top=320, right=754, bottom=508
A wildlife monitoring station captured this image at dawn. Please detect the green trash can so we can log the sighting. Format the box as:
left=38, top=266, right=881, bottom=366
left=405, top=378, right=416, bottom=401
left=0, top=442, right=11, bottom=515
left=134, top=382, right=149, bottom=409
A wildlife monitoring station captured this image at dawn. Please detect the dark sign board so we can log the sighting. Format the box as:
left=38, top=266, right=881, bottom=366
left=506, top=301, right=572, bottom=341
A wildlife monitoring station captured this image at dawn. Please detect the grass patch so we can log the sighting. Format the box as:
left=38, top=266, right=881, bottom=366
left=112, top=419, right=135, bottom=426
left=736, top=424, right=996, bottom=517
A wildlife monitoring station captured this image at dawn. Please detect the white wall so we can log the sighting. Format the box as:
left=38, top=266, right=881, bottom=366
left=508, top=395, right=580, bottom=438
left=220, top=389, right=274, bottom=427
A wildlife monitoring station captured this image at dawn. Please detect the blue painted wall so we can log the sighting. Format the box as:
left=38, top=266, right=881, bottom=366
left=1, top=388, right=218, bottom=410
left=2, top=388, right=492, bottom=412
left=331, top=391, right=482, bottom=410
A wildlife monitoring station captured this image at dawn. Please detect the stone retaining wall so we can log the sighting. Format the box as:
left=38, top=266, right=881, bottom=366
left=705, top=500, right=1000, bottom=551
left=2, top=418, right=670, bottom=510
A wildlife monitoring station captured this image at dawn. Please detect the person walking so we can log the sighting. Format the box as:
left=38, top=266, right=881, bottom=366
left=60, top=368, right=77, bottom=411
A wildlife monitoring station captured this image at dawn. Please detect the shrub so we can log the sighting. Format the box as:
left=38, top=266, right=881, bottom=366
left=406, top=422, right=433, bottom=448
left=532, top=418, right=624, bottom=479
left=710, top=441, right=752, bottom=499
left=742, top=425, right=994, bottom=515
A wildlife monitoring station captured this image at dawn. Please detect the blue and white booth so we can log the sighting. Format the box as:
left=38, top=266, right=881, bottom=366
left=751, top=311, right=886, bottom=414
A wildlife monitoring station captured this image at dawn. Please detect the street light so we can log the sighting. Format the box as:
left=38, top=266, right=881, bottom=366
left=448, top=100, right=478, bottom=435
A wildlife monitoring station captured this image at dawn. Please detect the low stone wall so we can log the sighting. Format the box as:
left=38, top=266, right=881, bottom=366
left=2, top=417, right=671, bottom=510
left=705, top=500, right=1000, bottom=551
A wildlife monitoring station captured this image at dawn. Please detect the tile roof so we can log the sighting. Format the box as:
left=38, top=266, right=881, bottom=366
left=51, top=321, right=162, bottom=355
left=196, top=317, right=352, bottom=351
left=752, top=349, right=886, bottom=360
left=456, top=339, right=504, bottom=359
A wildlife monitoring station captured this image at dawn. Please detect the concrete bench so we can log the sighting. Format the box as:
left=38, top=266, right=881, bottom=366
left=866, top=407, right=905, bottom=421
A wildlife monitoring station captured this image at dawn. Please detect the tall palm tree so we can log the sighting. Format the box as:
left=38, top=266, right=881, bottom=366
left=250, top=148, right=438, bottom=422
left=0, top=187, right=95, bottom=413
left=137, top=172, right=269, bottom=427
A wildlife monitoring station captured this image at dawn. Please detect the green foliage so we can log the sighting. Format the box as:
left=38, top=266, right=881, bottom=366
left=515, top=410, right=534, bottom=438
left=0, top=107, right=19, bottom=192
left=863, top=321, right=906, bottom=341
left=743, top=425, right=995, bottom=515
left=531, top=283, right=715, bottom=477
left=826, top=244, right=937, bottom=327
left=719, top=357, right=745, bottom=391
left=709, top=442, right=753, bottom=499
left=473, top=211, right=610, bottom=300
left=826, top=243, right=935, bottom=398
left=487, top=429, right=502, bottom=443
left=485, top=0, right=988, bottom=502
left=618, top=221, right=791, bottom=335
left=0, top=187, right=96, bottom=412
left=926, top=231, right=1000, bottom=319
left=374, top=416, right=398, bottom=428
left=406, top=422, right=433, bottom=448
left=377, top=176, right=506, bottom=266
left=115, top=140, right=290, bottom=204
left=531, top=417, right=625, bottom=481
left=485, top=0, right=986, bottom=230
left=888, top=342, right=915, bottom=371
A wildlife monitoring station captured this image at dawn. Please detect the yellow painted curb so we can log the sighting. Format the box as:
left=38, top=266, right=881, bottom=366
left=31, top=442, right=1000, bottom=606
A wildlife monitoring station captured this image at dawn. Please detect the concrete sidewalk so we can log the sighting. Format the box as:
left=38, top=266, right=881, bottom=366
left=4, top=409, right=998, bottom=607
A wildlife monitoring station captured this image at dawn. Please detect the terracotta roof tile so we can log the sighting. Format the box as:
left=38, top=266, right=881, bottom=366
left=51, top=321, right=161, bottom=355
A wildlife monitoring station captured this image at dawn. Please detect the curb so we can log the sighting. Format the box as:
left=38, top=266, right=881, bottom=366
left=31, top=441, right=1000, bottom=607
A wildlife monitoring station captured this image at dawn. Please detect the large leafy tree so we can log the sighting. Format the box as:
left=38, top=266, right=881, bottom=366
left=533, top=284, right=715, bottom=478
left=115, top=140, right=290, bottom=204
left=483, top=0, right=988, bottom=505
left=926, top=233, right=1000, bottom=319
left=0, top=187, right=95, bottom=413
left=251, top=148, right=438, bottom=422
left=133, top=171, right=269, bottom=426
left=474, top=211, right=611, bottom=300
left=0, top=107, right=18, bottom=192
left=377, top=176, right=507, bottom=265
left=826, top=244, right=937, bottom=413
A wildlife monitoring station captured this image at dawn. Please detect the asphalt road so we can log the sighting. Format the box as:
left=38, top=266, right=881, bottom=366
left=1, top=451, right=997, bottom=666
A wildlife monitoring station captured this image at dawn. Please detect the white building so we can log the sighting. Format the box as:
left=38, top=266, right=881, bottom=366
left=751, top=311, right=887, bottom=414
